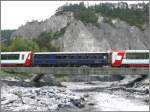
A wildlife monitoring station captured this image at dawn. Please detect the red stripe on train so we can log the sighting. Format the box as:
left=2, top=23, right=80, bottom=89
left=24, top=52, right=33, bottom=67
left=0, top=64, right=32, bottom=67
left=1, top=64, right=19, bottom=67
left=128, top=64, right=149, bottom=67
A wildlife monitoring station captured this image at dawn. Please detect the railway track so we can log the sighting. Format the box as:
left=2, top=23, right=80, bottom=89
left=1, top=67, right=149, bottom=75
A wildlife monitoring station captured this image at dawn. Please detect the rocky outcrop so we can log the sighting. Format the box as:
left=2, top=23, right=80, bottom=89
left=11, top=12, right=149, bottom=51
left=52, top=17, right=149, bottom=51
left=11, top=12, right=74, bottom=39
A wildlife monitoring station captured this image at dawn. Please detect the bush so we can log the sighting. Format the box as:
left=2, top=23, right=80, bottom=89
left=1, top=32, right=61, bottom=52
left=1, top=30, right=16, bottom=44
left=34, top=32, right=60, bottom=52
left=8, top=37, right=40, bottom=51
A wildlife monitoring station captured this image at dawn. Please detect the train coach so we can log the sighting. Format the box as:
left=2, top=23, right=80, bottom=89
left=33, top=52, right=110, bottom=67
left=0, top=51, right=33, bottom=67
left=112, top=50, right=149, bottom=67
left=0, top=50, right=149, bottom=67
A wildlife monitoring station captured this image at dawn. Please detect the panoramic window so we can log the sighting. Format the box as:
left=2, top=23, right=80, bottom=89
left=56, top=55, right=61, bottom=59
left=126, top=53, right=149, bottom=59
left=1, top=54, right=19, bottom=60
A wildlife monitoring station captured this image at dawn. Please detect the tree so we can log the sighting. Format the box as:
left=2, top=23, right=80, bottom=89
left=34, top=32, right=60, bottom=51
left=0, top=43, right=9, bottom=51
left=9, top=37, right=40, bottom=51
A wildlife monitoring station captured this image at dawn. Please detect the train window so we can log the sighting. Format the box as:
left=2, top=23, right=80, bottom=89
left=56, top=55, right=61, bottom=59
left=103, top=55, right=107, bottom=59
left=78, top=56, right=82, bottom=58
left=63, top=56, right=67, bottom=59
left=1, top=55, right=6, bottom=60
left=45, top=55, right=50, bottom=58
left=80, top=55, right=85, bottom=59
left=92, top=55, right=96, bottom=59
left=88, top=54, right=93, bottom=59
left=86, top=55, right=89, bottom=59
left=126, top=53, right=149, bottom=59
left=73, top=55, right=78, bottom=59
left=86, top=54, right=90, bottom=59
left=22, top=54, right=25, bottom=60
left=1, top=54, right=19, bottom=60
left=70, top=56, right=74, bottom=59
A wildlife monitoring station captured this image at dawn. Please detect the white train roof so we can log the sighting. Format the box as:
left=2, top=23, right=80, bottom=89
left=126, top=50, right=149, bottom=52
left=1, top=51, right=32, bottom=54
left=34, top=52, right=109, bottom=54
left=113, top=50, right=149, bottom=53
left=1, top=50, right=149, bottom=55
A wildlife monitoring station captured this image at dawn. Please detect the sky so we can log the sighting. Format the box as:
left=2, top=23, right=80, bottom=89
left=1, top=1, right=149, bottom=30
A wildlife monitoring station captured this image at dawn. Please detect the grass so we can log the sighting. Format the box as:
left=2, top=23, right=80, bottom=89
left=0, top=68, right=33, bottom=80
left=0, top=69, right=8, bottom=76
left=54, top=74, right=70, bottom=81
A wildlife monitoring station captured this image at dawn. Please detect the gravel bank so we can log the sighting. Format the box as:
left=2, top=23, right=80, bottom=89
left=1, top=84, right=85, bottom=111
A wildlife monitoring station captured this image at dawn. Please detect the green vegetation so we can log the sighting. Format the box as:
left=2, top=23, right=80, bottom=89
left=56, top=2, right=98, bottom=25
left=1, top=37, right=40, bottom=52
left=56, top=2, right=148, bottom=29
left=103, top=17, right=115, bottom=27
left=0, top=68, right=33, bottom=80
left=54, top=74, right=70, bottom=82
left=1, top=30, right=16, bottom=44
left=1, top=31, right=61, bottom=52
left=55, top=24, right=69, bottom=38
left=0, top=43, right=9, bottom=51
left=0, top=69, right=7, bottom=75
left=9, top=37, right=40, bottom=51
left=34, top=31, right=61, bottom=52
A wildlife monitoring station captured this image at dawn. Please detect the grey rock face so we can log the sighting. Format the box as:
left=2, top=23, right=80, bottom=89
left=143, top=28, right=149, bottom=49
left=11, top=21, right=43, bottom=39
left=63, top=21, right=107, bottom=52
left=11, top=12, right=149, bottom=51
left=129, top=27, right=146, bottom=49
left=59, top=19, right=149, bottom=51
left=11, top=12, right=74, bottom=39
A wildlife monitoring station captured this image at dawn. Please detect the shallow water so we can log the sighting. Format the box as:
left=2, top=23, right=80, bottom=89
left=62, top=81, right=149, bottom=111
left=93, top=92, right=148, bottom=111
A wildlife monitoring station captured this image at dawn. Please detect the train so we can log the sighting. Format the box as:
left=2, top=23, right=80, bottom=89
left=0, top=50, right=149, bottom=67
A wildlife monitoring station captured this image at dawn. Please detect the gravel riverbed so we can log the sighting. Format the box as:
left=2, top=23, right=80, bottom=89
left=1, top=74, right=149, bottom=111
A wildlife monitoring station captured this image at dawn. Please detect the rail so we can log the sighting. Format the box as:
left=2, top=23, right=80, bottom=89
left=1, top=67, right=149, bottom=75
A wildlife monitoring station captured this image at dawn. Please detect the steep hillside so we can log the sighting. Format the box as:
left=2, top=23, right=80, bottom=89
left=11, top=12, right=74, bottom=40
left=10, top=2, right=149, bottom=52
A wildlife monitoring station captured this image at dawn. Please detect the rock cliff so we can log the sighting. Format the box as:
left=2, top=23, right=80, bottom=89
left=11, top=12, right=149, bottom=51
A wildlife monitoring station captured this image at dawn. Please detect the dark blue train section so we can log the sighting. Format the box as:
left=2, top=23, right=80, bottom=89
left=33, top=52, right=110, bottom=67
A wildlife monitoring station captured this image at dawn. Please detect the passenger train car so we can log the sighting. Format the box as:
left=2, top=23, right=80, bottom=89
left=33, top=52, right=109, bottom=67
left=1, top=51, right=32, bottom=67
left=0, top=50, right=149, bottom=67
left=112, top=50, right=149, bottom=67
